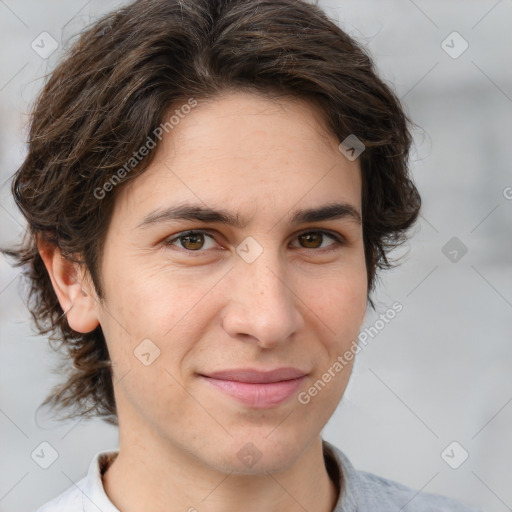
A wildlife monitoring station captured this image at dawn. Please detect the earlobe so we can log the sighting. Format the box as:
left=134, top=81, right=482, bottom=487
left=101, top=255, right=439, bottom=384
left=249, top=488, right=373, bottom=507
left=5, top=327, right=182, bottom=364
left=37, top=239, right=100, bottom=334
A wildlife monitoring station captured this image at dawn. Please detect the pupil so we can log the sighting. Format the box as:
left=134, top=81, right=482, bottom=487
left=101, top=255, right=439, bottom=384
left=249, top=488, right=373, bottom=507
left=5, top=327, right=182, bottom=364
left=184, top=233, right=203, bottom=249
left=301, top=233, right=320, bottom=248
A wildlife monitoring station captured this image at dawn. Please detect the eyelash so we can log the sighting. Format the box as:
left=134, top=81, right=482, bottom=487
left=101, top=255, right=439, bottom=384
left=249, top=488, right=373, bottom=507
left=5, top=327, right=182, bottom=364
left=162, top=229, right=346, bottom=255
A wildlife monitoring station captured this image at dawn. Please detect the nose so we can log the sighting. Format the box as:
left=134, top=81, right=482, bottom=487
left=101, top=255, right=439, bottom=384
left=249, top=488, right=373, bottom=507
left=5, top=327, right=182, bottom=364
left=221, top=252, right=304, bottom=349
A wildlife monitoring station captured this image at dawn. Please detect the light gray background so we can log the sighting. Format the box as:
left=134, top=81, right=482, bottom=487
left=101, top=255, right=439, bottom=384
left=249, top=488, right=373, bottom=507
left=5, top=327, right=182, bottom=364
left=1, top=1, right=511, bottom=511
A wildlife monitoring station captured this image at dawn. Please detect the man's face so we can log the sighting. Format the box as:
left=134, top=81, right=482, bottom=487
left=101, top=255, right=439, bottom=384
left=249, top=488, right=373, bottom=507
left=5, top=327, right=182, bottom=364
left=94, top=91, right=367, bottom=473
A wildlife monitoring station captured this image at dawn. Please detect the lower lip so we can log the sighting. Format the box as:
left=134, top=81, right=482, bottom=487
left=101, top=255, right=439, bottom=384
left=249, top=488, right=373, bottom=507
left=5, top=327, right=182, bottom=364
left=200, top=376, right=306, bottom=408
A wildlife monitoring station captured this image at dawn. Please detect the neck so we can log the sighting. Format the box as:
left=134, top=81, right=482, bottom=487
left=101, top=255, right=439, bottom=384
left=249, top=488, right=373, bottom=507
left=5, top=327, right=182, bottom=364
left=103, top=432, right=339, bottom=512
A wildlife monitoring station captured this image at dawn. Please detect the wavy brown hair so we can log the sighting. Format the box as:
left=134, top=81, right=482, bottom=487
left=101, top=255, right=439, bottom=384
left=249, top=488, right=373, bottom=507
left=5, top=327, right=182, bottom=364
left=1, top=0, right=421, bottom=426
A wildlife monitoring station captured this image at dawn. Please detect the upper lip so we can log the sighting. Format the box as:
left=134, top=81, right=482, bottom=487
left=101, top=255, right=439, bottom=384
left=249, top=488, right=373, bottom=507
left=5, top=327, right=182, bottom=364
left=200, top=367, right=308, bottom=383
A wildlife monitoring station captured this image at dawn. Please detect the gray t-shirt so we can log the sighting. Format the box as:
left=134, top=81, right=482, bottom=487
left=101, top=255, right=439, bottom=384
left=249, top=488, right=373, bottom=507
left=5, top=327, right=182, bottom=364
left=35, top=440, right=482, bottom=511
left=322, top=440, right=481, bottom=511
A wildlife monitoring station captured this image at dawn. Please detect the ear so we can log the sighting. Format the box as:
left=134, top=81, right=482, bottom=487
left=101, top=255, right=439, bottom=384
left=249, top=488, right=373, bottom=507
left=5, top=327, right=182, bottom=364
left=37, top=238, right=100, bottom=334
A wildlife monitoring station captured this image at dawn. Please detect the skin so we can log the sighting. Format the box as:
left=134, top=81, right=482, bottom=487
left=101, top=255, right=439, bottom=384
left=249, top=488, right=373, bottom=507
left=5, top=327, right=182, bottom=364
left=39, top=91, right=368, bottom=512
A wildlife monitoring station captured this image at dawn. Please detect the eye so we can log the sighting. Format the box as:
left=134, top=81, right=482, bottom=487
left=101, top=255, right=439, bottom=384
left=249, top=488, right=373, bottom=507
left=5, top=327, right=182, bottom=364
left=163, top=230, right=218, bottom=252
left=291, top=230, right=345, bottom=251
left=162, top=229, right=345, bottom=254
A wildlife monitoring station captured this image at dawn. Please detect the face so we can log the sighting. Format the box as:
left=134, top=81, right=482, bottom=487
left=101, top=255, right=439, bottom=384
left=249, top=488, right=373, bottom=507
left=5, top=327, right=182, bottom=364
left=94, top=91, right=367, bottom=474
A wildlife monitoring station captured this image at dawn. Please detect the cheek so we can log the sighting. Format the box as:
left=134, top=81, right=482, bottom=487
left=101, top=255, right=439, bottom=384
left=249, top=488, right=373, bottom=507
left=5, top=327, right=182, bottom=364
left=298, top=271, right=366, bottom=417
left=324, top=288, right=366, bottom=354
left=98, top=258, right=218, bottom=380
left=101, top=252, right=184, bottom=326
left=305, top=258, right=367, bottom=329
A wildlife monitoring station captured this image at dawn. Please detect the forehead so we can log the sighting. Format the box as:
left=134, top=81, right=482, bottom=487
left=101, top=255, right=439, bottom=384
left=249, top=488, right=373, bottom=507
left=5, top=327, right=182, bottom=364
left=168, top=91, right=340, bottom=159
left=112, top=91, right=362, bottom=225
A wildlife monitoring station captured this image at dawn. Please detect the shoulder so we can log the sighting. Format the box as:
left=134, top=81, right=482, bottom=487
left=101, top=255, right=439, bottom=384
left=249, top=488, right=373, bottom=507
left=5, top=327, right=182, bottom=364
left=33, top=448, right=119, bottom=512
left=34, top=477, right=86, bottom=512
left=322, top=440, right=482, bottom=512
left=358, top=470, right=482, bottom=511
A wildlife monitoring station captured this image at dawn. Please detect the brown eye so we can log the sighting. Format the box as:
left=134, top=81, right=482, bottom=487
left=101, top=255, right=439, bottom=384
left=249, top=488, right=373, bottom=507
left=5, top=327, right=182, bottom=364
left=294, top=231, right=343, bottom=251
left=180, top=232, right=205, bottom=250
left=164, top=231, right=216, bottom=251
left=164, top=229, right=344, bottom=255
left=298, top=232, right=323, bottom=249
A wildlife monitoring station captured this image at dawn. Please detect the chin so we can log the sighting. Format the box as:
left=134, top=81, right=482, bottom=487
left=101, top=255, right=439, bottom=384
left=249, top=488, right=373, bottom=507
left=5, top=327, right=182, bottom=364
left=210, top=433, right=305, bottom=475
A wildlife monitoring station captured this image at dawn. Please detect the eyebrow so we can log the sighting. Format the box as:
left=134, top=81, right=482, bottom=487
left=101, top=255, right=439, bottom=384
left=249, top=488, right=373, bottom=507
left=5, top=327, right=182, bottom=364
left=136, top=201, right=362, bottom=230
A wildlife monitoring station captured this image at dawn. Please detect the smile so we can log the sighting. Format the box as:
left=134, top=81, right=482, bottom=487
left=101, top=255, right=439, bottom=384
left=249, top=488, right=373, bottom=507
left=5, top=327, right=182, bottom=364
left=199, top=375, right=306, bottom=408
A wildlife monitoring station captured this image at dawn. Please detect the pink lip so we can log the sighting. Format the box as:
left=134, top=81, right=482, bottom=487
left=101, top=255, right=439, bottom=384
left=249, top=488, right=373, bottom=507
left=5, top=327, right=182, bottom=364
left=199, top=367, right=308, bottom=408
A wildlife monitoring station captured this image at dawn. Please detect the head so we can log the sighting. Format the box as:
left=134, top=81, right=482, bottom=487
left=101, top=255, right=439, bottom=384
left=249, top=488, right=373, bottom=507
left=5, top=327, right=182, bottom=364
left=3, top=0, right=420, bottom=470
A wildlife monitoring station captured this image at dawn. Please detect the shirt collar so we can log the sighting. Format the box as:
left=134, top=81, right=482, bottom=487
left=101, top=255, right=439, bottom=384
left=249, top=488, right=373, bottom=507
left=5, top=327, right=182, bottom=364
left=322, top=439, right=369, bottom=511
left=82, top=449, right=120, bottom=512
